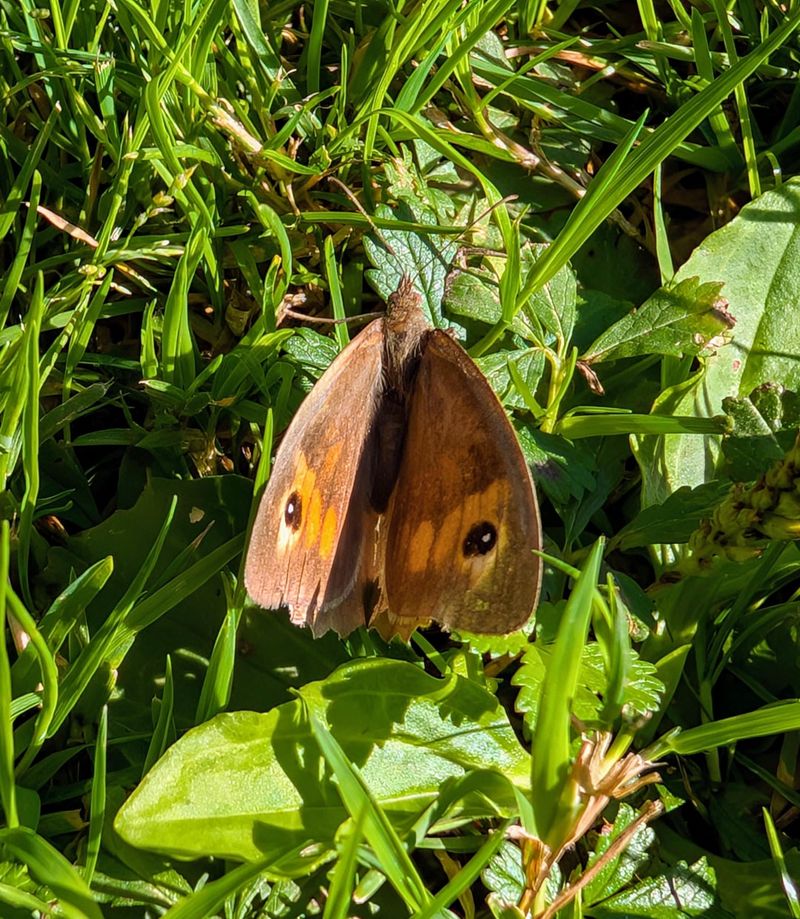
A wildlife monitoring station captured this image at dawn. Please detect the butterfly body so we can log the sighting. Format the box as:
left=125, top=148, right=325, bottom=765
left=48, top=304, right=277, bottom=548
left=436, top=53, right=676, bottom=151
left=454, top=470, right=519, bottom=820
left=245, top=276, right=542, bottom=639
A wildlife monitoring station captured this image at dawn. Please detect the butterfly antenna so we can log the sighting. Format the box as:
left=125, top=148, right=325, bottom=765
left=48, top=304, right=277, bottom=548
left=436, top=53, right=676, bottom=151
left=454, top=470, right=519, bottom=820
left=327, top=176, right=397, bottom=257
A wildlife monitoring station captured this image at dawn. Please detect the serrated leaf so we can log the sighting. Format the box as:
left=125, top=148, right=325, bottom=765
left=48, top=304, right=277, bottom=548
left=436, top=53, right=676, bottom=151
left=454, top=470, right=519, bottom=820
left=590, top=857, right=725, bottom=917
left=364, top=204, right=457, bottom=326
left=482, top=841, right=525, bottom=905
left=456, top=629, right=531, bottom=657
left=522, top=243, right=577, bottom=346
left=582, top=644, right=663, bottom=720
left=282, top=329, right=339, bottom=377
left=583, top=803, right=656, bottom=904
left=483, top=841, right=562, bottom=917
left=658, top=837, right=800, bottom=919
left=514, top=641, right=662, bottom=732
left=445, top=270, right=502, bottom=323
left=518, top=427, right=597, bottom=510
left=583, top=276, right=733, bottom=365
left=477, top=349, right=546, bottom=411
left=514, top=642, right=602, bottom=732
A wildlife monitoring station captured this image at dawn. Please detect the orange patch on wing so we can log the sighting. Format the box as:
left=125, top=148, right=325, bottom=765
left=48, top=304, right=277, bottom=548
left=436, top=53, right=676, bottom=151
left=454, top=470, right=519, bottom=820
left=299, top=467, right=317, bottom=513
left=320, top=506, right=338, bottom=560
left=433, top=508, right=462, bottom=567
left=407, top=520, right=434, bottom=572
left=322, top=441, right=343, bottom=473
left=305, top=486, right=322, bottom=547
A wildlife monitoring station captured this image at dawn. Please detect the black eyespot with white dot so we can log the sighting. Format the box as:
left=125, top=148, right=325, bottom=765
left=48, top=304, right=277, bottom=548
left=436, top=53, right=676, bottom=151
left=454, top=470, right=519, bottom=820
left=284, top=491, right=302, bottom=530
left=463, top=521, right=497, bottom=557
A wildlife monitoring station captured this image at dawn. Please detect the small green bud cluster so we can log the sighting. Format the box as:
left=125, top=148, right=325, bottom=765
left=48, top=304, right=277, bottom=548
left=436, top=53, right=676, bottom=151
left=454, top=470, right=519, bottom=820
left=682, top=434, right=800, bottom=574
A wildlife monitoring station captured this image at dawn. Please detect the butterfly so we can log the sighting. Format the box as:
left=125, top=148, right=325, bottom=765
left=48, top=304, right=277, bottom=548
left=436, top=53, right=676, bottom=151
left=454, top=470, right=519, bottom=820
left=245, top=275, right=542, bottom=640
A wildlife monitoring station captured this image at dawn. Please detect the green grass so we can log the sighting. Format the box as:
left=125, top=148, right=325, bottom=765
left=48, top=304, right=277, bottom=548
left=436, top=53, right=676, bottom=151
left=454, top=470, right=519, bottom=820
left=3, top=1, right=800, bottom=916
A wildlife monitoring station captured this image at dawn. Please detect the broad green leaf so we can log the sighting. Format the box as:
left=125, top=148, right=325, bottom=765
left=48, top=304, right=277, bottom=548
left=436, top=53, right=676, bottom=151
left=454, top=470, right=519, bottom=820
left=726, top=384, right=800, bottom=436
left=635, top=181, right=800, bottom=499
left=722, top=385, right=800, bottom=480
left=613, top=481, right=731, bottom=550
left=115, top=659, right=528, bottom=867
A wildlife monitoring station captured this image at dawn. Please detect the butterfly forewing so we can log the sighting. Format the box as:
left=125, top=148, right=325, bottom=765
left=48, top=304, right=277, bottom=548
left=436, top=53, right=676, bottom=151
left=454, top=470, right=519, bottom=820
left=244, top=319, right=385, bottom=636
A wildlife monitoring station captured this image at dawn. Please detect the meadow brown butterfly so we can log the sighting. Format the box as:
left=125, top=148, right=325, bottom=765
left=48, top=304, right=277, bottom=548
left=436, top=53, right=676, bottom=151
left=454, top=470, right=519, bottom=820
left=245, top=274, right=542, bottom=639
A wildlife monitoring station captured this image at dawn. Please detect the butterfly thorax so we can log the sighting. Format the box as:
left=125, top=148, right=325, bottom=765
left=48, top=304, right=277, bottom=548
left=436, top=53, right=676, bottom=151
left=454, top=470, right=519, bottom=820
left=383, top=274, right=430, bottom=398
left=369, top=276, right=431, bottom=512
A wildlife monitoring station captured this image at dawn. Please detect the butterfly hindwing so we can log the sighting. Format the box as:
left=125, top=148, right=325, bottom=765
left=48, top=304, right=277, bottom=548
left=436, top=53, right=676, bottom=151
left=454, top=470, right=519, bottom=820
left=379, top=329, right=542, bottom=637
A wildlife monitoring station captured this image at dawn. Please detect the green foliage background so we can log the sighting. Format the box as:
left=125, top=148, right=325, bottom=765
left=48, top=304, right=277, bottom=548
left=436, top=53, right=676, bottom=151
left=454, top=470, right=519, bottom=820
left=3, top=1, right=800, bottom=916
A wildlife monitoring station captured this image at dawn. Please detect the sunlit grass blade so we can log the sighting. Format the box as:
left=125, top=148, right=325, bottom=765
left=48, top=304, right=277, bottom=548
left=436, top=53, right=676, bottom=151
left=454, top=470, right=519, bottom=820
left=594, top=575, right=630, bottom=725
left=763, top=807, right=800, bottom=917
left=159, top=856, right=275, bottom=919
left=414, top=817, right=514, bottom=919
left=514, top=8, right=800, bottom=310
left=16, top=271, right=43, bottom=608
left=49, top=497, right=178, bottom=735
left=0, top=883, right=56, bottom=914
left=650, top=700, right=800, bottom=758
left=306, top=0, right=329, bottom=95
left=709, top=0, right=760, bottom=196
left=323, top=806, right=367, bottom=919
left=0, top=825, right=103, bottom=919
left=143, top=655, right=175, bottom=777
left=324, top=236, right=349, bottom=349
left=0, top=522, right=18, bottom=828
left=0, top=106, right=59, bottom=243
left=556, top=413, right=725, bottom=439
left=161, top=226, right=203, bottom=389
left=195, top=574, right=239, bottom=723
left=690, top=8, right=740, bottom=168
left=83, top=705, right=107, bottom=884
left=126, top=533, right=244, bottom=634
left=530, top=539, right=604, bottom=844
left=308, top=710, right=432, bottom=913
left=0, top=170, right=40, bottom=331
left=6, top=586, right=59, bottom=779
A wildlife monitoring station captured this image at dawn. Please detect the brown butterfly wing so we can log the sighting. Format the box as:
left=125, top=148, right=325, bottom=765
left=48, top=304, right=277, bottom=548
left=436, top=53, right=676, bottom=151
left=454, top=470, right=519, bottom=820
left=379, top=330, right=541, bottom=637
left=244, top=319, right=385, bottom=636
